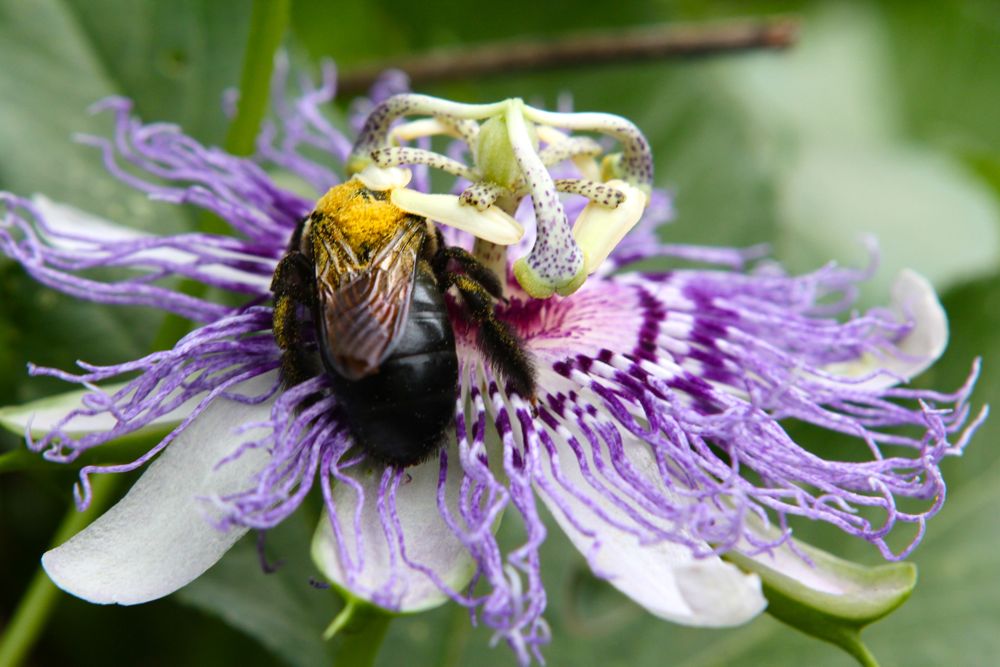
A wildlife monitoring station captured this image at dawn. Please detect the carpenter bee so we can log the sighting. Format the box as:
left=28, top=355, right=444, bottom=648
left=271, top=178, right=535, bottom=467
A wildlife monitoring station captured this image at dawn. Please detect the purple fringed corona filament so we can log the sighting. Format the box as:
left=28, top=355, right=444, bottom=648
left=0, top=59, right=986, bottom=665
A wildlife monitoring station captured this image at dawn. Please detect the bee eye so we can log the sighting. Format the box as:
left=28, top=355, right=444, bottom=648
left=298, top=218, right=313, bottom=254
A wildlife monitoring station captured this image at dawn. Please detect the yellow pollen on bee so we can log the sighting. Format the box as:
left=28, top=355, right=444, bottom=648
left=313, top=180, right=412, bottom=255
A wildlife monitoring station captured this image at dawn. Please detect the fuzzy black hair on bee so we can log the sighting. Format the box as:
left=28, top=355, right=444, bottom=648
left=271, top=179, right=535, bottom=467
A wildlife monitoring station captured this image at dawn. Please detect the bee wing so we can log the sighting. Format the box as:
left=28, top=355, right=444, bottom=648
left=317, top=220, right=425, bottom=380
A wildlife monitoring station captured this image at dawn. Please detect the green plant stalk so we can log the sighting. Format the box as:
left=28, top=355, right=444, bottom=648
left=0, top=474, right=120, bottom=667
left=152, top=0, right=290, bottom=350
left=0, top=5, right=293, bottom=662
left=324, top=597, right=394, bottom=667
left=760, top=580, right=881, bottom=667
left=225, top=0, right=291, bottom=157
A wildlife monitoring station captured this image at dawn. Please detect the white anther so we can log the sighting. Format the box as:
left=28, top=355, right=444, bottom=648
left=572, top=179, right=648, bottom=274
left=353, top=165, right=412, bottom=191
left=390, top=188, right=524, bottom=245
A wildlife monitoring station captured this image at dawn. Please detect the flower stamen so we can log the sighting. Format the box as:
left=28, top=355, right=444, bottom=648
left=346, top=93, right=655, bottom=298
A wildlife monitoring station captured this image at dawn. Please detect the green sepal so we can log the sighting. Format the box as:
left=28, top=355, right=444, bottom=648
left=725, top=540, right=916, bottom=667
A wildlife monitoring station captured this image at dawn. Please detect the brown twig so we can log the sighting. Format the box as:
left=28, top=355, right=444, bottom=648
left=337, top=17, right=798, bottom=95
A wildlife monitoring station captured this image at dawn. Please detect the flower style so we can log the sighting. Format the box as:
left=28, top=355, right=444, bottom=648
left=0, top=61, right=985, bottom=664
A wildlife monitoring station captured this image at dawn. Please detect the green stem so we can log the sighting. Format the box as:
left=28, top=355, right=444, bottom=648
left=151, top=0, right=290, bottom=350
left=0, top=475, right=120, bottom=667
left=324, top=597, right=393, bottom=667
left=835, top=630, right=881, bottom=667
left=225, top=0, right=291, bottom=157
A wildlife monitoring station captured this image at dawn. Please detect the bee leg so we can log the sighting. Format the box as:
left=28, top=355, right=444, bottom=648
left=271, top=251, right=318, bottom=388
left=432, top=245, right=505, bottom=301
left=445, top=273, right=536, bottom=399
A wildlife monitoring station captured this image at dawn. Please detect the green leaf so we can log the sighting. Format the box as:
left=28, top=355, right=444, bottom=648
left=718, top=4, right=1000, bottom=303
left=721, top=4, right=899, bottom=145
left=0, top=0, right=223, bottom=232
left=60, top=0, right=252, bottom=146
left=775, top=143, right=1000, bottom=299
left=175, top=509, right=340, bottom=667
left=882, top=1, right=1000, bottom=157
left=0, top=266, right=149, bottom=409
left=0, top=0, right=251, bottom=408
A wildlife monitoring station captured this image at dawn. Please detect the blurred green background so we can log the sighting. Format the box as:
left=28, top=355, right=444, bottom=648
left=2, top=0, right=1000, bottom=665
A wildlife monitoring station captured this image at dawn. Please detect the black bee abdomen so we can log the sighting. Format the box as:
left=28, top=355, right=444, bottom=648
left=331, top=268, right=458, bottom=467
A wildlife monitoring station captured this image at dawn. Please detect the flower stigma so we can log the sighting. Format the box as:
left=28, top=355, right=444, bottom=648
left=347, top=94, right=654, bottom=298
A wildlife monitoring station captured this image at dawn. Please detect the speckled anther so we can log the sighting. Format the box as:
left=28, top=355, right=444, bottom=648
left=460, top=181, right=505, bottom=211
left=535, top=126, right=601, bottom=180
left=443, top=117, right=481, bottom=152
left=349, top=94, right=507, bottom=174
left=522, top=107, right=654, bottom=194
left=371, top=146, right=476, bottom=181
left=345, top=93, right=658, bottom=298
left=554, top=179, right=626, bottom=207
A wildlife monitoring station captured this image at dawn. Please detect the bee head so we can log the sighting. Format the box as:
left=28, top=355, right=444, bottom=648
left=312, top=179, right=415, bottom=255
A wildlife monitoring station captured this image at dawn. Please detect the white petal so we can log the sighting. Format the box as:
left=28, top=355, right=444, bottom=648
left=31, top=196, right=271, bottom=290
left=887, top=269, right=948, bottom=374
left=41, top=373, right=277, bottom=605
left=311, top=452, right=475, bottom=613
left=32, top=195, right=146, bottom=248
left=534, top=395, right=766, bottom=626
left=823, top=269, right=947, bottom=389
left=390, top=188, right=524, bottom=245
left=353, top=165, right=412, bottom=191
left=572, top=180, right=648, bottom=274
left=671, top=559, right=770, bottom=621
left=0, top=383, right=128, bottom=437
left=0, top=382, right=194, bottom=438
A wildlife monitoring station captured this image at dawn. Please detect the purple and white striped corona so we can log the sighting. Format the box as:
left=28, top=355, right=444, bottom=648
left=0, top=60, right=984, bottom=664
